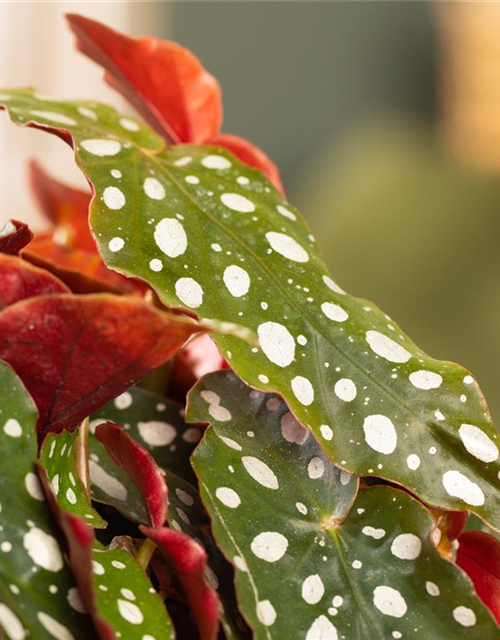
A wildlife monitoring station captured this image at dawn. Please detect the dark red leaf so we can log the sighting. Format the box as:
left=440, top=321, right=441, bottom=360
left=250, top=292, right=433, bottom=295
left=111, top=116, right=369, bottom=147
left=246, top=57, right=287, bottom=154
left=207, top=132, right=285, bottom=195
left=29, top=160, right=95, bottom=252
left=23, top=238, right=142, bottom=295
left=0, top=219, right=34, bottom=254
left=0, top=253, right=69, bottom=310
left=457, top=530, right=500, bottom=624
left=66, top=13, right=222, bottom=144
left=0, top=293, right=201, bottom=438
left=38, top=466, right=116, bottom=640
left=95, top=421, right=168, bottom=528
left=141, top=526, right=220, bottom=640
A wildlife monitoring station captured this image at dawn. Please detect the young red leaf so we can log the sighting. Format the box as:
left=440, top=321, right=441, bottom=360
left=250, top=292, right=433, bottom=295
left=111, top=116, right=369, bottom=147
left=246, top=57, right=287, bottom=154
left=23, top=238, right=142, bottom=295
left=0, top=293, right=202, bottom=437
left=207, top=133, right=284, bottom=195
left=0, top=218, right=34, bottom=254
left=141, top=526, right=220, bottom=640
left=95, top=421, right=168, bottom=527
left=29, top=160, right=95, bottom=252
left=457, top=530, right=500, bottom=624
left=66, top=13, right=222, bottom=144
left=0, top=253, right=69, bottom=309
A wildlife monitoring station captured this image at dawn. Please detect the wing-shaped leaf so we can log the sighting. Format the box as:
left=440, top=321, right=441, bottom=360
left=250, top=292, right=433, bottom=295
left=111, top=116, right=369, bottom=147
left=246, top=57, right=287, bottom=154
left=39, top=427, right=106, bottom=528
left=0, top=292, right=201, bottom=437
left=29, top=160, right=95, bottom=252
left=2, top=91, right=500, bottom=528
left=0, top=360, right=96, bottom=639
left=457, top=530, right=500, bottom=624
left=0, top=219, right=34, bottom=254
left=189, top=371, right=500, bottom=640
left=0, top=253, right=69, bottom=309
left=66, top=13, right=222, bottom=144
left=95, top=421, right=168, bottom=527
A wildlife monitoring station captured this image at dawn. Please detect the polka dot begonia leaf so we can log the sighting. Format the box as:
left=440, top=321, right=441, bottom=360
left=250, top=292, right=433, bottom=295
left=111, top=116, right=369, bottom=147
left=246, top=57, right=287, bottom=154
left=39, top=427, right=106, bottom=528
left=0, top=360, right=96, bottom=639
left=189, top=371, right=500, bottom=640
left=89, top=542, right=176, bottom=640
left=2, top=90, right=500, bottom=527
left=87, top=390, right=250, bottom=639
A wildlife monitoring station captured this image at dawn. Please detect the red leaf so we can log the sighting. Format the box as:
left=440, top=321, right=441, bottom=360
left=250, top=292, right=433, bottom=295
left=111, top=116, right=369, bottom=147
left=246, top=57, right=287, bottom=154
left=457, top=530, right=500, bottom=624
left=95, top=421, right=168, bottom=528
left=141, top=526, right=220, bottom=640
left=0, top=219, right=34, bottom=254
left=207, top=133, right=285, bottom=196
left=23, top=238, right=143, bottom=295
left=66, top=14, right=222, bottom=144
left=38, top=466, right=116, bottom=640
left=0, top=253, right=69, bottom=310
left=0, top=293, right=201, bottom=438
left=29, top=161, right=95, bottom=252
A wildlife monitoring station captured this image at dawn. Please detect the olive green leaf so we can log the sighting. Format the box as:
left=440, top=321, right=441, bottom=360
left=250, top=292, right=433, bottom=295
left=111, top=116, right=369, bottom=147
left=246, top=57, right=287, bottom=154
left=39, top=427, right=106, bottom=528
left=0, top=360, right=96, bottom=639
left=189, top=371, right=500, bottom=640
left=2, top=90, right=500, bottom=527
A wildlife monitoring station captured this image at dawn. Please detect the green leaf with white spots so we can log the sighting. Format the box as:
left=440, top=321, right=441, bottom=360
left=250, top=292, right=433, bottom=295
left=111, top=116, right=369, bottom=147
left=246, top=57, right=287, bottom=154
left=189, top=371, right=500, bottom=640
left=91, top=542, right=176, bottom=640
left=39, top=428, right=106, bottom=528
left=88, top=421, right=251, bottom=639
left=90, top=387, right=202, bottom=485
left=2, top=90, right=500, bottom=528
left=0, top=360, right=96, bottom=640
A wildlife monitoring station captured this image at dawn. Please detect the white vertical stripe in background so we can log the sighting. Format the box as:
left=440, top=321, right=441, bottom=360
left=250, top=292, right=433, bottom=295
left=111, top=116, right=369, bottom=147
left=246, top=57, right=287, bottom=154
left=0, top=1, right=170, bottom=229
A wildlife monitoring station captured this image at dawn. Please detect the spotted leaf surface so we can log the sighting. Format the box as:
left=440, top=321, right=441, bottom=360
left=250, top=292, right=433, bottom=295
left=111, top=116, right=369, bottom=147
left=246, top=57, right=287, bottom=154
left=39, top=428, right=106, bottom=528
left=90, top=386, right=201, bottom=484
left=190, top=372, right=500, bottom=640
left=87, top=397, right=249, bottom=639
left=0, top=360, right=95, bottom=640
left=0, top=292, right=201, bottom=438
left=91, top=543, right=176, bottom=640
left=2, top=91, right=500, bottom=527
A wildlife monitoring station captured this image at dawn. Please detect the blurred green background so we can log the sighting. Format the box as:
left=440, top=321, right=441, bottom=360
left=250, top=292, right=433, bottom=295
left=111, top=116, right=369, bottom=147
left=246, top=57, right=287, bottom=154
left=171, top=2, right=500, bottom=421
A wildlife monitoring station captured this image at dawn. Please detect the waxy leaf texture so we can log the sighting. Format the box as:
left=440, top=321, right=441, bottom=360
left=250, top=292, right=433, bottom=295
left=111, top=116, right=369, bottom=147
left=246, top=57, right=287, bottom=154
left=1, top=90, right=499, bottom=525
left=189, top=371, right=500, bottom=640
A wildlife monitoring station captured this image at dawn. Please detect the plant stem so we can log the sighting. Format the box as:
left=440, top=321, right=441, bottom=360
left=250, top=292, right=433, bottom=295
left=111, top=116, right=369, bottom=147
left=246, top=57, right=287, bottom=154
left=75, top=416, right=90, bottom=501
left=137, top=537, right=156, bottom=570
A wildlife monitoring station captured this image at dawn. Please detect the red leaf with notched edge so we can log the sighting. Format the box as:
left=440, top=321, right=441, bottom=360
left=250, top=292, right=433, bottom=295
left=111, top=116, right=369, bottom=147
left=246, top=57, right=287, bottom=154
left=29, top=160, right=95, bottom=252
left=66, top=13, right=222, bottom=144
left=0, top=293, right=202, bottom=438
left=0, top=219, right=34, bottom=254
left=141, top=526, right=220, bottom=640
left=96, top=422, right=168, bottom=528
left=0, top=253, right=69, bottom=310
left=457, top=530, right=500, bottom=624
left=38, top=467, right=116, bottom=640
left=23, top=238, right=144, bottom=295
left=207, top=133, right=285, bottom=196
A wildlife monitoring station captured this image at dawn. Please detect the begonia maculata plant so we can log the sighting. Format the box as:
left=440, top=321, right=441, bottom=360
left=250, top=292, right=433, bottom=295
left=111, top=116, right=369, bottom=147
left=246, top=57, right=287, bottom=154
left=0, top=13, right=499, bottom=640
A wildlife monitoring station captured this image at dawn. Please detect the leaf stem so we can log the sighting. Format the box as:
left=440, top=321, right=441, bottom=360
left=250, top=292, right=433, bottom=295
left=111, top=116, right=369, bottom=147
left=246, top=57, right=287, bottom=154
left=137, top=537, right=156, bottom=571
left=75, top=416, right=90, bottom=501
